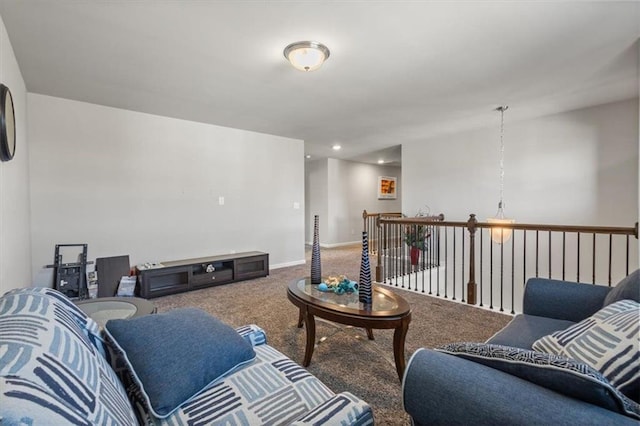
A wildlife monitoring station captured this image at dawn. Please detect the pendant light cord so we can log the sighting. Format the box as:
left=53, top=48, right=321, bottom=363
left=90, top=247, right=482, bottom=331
left=497, top=106, right=508, bottom=211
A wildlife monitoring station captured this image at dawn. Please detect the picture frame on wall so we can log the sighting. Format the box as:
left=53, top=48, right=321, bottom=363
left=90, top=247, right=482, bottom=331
left=378, top=176, right=397, bottom=199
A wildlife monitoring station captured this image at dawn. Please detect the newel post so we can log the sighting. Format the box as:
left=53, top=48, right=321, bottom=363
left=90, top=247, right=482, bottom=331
left=375, top=214, right=383, bottom=282
left=466, top=214, right=478, bottom=305
left=362, top=210, right=368, bottom=231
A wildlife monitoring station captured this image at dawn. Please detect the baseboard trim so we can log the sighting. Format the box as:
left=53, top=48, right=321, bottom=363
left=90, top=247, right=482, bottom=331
left=270, top=259, right=305, bottom=270
left=322, top=241, right=360, bottom=248
left=305, top=241, right=361, bottom=249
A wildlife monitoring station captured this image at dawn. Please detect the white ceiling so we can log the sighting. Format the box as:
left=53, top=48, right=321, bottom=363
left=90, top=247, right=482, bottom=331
left=0, top=1, right=638, bottom=165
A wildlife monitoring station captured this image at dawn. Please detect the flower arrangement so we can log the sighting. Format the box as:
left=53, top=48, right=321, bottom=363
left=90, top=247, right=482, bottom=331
left=404, top=207, right=432, bottom=250
left=404, top=225, right=429, bottom=250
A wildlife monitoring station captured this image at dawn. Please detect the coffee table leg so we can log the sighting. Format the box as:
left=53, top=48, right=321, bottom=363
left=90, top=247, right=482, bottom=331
left=366, top=327, right=374, bottom=340
left=393, top=316, right=411, bottom=381
left=302, top=307, right=316, bottom=367
left=297, top=309, right=303, bottom=328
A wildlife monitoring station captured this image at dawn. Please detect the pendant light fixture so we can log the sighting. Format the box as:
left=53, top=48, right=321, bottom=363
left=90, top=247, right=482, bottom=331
left=283, top=41, right=330, bottom=72
left=487, top=106, right=515, bottom=244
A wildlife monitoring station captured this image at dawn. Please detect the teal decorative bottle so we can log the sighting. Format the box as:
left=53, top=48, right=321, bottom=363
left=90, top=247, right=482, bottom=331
left=311, top=215, right=322, bottom=284
left=359, top=231, right=373, bottom=304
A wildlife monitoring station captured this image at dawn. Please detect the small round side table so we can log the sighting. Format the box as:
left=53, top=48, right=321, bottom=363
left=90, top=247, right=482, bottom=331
left=75, top=297, right=157, bottom=327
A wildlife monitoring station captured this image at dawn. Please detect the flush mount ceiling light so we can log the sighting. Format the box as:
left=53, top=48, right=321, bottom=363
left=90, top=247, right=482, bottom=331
left=284, top=41, right=330, bottom=72
left=332, top=144, right=341, bottom=150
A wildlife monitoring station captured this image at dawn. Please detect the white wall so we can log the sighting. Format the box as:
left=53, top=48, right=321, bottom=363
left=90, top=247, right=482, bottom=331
left=400, top=99, right=638, bottom=310
left=305, top=158, right=401, bottom=246
left=0, top=15, right=31, bottom=295
left=28, top=94, right=305, bottom=286
left=305, top=158, right=329, bottom=244
left=403, top=99, right=639, bottom=227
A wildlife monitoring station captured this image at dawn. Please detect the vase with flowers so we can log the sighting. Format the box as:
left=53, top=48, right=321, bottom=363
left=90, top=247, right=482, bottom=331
left=404, top=225, right=428, bottom=266
left=404, top=208, right=431, bottom=266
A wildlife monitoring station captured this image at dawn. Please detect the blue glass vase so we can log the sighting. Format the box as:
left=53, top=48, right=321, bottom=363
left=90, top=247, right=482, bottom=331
left=359, top=231, right=373, bottom=304
left=311, top=215, right=322, bottom=284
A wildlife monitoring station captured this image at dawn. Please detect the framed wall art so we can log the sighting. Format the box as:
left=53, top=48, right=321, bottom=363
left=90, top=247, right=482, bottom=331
left=377, top=176, right=397, bottom=199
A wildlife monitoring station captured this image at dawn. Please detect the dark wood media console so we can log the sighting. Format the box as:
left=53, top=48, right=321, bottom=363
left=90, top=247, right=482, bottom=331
left=136, top=251, right=269, bottom=298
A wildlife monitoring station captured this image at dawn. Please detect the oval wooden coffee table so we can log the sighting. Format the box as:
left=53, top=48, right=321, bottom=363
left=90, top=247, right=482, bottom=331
left=287, top=277, right=412, bottom=381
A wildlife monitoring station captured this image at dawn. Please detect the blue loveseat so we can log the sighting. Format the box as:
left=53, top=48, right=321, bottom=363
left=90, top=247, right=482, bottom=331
left=403, top=273, right=640, bottom=425
left=0, top=287, right=374, bottom=425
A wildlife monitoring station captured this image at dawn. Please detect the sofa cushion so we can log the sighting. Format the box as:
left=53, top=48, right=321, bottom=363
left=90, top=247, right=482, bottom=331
left=437, top=342, right=640, bottom=419
left=0, top=288, right=137, bottom=425
left=290, top=392, right=374, bottom=425
left=112, top=342, right=347, bottom=425
left=486, top=314, right=575, bottom=349
left=533, top=299, right=640, bottom=402
left=523, top=278, right=612, bottom=321
left=604, top=270, right=640, bottom=306
left=104, top=307, right=256, bottom=418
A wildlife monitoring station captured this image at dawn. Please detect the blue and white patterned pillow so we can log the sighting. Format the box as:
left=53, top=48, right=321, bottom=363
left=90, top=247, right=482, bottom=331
left=533, top=299, right=640, bottom=402
left=0, top=288, right=137, bottom=425
left=437, top=342, right=640, bottom=419
left=235, top=323, right=268, bottom=346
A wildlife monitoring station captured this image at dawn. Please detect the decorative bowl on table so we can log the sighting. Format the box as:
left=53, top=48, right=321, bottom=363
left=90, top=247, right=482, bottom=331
left=318, top=274, right=358, bottom=294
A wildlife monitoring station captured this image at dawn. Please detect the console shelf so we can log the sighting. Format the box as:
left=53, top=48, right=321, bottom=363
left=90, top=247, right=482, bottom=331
left=136, top=251, right=269, bottom=299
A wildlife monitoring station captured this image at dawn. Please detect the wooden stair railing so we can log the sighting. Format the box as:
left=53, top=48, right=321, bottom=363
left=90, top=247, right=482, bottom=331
left=369, top=213, right=445, bottom=282
left=376, top=214, right=638, bottom=314
left=362, top=210, right=402, bottom=256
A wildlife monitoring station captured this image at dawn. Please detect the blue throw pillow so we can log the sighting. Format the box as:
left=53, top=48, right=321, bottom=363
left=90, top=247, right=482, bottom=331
left=604, top=270, right=640, bottom=306
left=104, top=308, right=256, bottom=418
left=437, top=342, right=640, bottom=420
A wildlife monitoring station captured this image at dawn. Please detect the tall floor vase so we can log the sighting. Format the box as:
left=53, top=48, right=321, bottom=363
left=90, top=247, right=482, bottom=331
left=359, top=231, right=373, bottom=305
left=311, top=215, right=322, bottom=284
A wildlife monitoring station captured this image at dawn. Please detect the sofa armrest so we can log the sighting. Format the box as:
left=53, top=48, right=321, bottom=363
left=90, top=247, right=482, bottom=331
left=290, top=392, right=373, bottom=425
left=523, top=278, right=611, bottom=321
left=402, top=348, right=637, bottom=426
left=235, top=324, right=267, bottom=346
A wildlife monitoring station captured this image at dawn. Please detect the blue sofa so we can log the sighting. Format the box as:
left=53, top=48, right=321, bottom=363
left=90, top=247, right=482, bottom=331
left=0, top=287, right=374, bottom=425
left=403, top=274, right=640, bottom=425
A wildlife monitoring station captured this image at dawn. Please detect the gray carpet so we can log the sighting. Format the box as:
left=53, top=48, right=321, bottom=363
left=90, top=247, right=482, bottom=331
left=152, top=245, right=511, bottom=425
